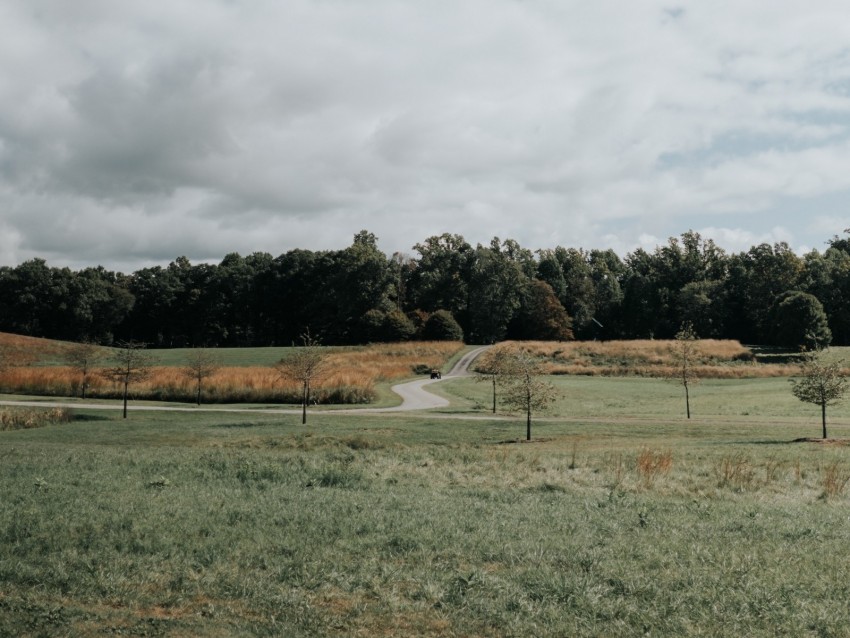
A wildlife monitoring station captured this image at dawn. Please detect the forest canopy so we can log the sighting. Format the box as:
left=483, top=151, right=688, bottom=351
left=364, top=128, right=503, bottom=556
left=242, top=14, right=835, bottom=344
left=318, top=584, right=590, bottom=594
left=1, top=229, right=848, bottom=348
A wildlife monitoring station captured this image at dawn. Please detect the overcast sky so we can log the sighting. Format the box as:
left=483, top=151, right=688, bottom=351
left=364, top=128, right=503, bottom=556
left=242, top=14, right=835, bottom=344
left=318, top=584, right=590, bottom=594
left=3, top=1, right=850, bottom=271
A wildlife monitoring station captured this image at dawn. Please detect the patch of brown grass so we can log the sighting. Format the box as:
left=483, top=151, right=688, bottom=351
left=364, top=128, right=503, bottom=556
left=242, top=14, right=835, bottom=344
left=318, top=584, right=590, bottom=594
left=504, top=340, right=803, bottom=378
left=0, top=407, right=72, bottom=430
left=635, top=448, right=673, bottom=486
left=0, top=341, right=464, bottom=404
left=0, top=332, right=60, bottom=368
left=821, top=462, right=850, bottom=498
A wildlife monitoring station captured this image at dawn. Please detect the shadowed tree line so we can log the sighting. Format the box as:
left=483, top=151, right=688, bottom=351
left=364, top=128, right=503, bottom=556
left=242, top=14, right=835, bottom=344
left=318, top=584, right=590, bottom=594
left=1, top=229, right=849, bottom=347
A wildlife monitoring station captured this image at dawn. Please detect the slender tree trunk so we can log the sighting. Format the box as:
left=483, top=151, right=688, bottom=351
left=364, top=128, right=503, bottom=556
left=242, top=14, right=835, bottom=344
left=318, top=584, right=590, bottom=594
left=822, top=401, right=828, bottom=439
left=122, top=380, right=129, bottom=419
left=526, top=377, right=532, bottom=441
left=685, top=382, right=690, bottom=419
left=492, top=376, right=497, bottom=413
left=196, top=380, right=202, bottom=406
left=302, top=380, right=309, bottom=425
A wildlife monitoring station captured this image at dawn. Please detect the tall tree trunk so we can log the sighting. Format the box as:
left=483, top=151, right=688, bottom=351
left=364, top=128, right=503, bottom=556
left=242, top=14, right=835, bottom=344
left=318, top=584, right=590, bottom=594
left=685, top=382, right=691, bottom=419
left=492, top=377, right=497, bottom=413
left=122, top=380, right=129, bottom=419
left=302, top=381, right=308, bottom=425
left=196, top=380, right=202, bottom=406
left=526, top=379, right=532, bottom=441
left=822, top=401, right=828, bottom=439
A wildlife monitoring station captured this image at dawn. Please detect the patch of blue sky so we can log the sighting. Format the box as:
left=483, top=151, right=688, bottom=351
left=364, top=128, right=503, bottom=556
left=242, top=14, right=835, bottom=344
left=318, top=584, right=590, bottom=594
left=657, top=120, right=850, bottom=172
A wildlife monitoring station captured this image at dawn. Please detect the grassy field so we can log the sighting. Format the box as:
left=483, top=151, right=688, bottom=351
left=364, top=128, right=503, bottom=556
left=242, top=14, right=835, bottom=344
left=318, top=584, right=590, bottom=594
left=0, top=337, right=465, bottom=405
left=3, top=337, right=850, bottom=635
left=3, top=376, right=850, bottom=636
left=439, top=375, right=823, bottom=422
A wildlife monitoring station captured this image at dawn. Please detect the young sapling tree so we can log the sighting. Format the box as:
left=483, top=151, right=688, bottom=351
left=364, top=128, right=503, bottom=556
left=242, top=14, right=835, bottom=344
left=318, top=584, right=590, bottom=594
left=64, top=340, right=107, bottom=399
left=184, top=348, right=221, bottom=405
left=101, top=341, right=152, bottom=418
left=474, top=343, right=515, bottom=413
left=274, top=331, right=330, bottom=424
left=501, top=347, right=557, bottom=441
left=790, top=350, right=849, bottom=439
left=668, top=323, right=700, bottom=419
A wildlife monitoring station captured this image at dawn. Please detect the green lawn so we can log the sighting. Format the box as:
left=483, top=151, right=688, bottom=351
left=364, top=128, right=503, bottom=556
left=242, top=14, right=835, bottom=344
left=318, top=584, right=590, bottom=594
left=3, top=375, right=850, bottom=636
left=439, top=374, right=839, bottom=428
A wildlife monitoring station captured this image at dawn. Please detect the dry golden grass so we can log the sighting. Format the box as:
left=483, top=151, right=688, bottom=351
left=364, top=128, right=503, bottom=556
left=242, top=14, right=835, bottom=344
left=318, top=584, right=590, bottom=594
left=0, top=332, right=59, bottom=350
left=504, top=339, right=803, bottom=378
left=635, top=448, right=673, bottom=486
left=0, top=340, right=463, bottom=404
left=0, top=407, right=72, bottom=431
left=0, top=332, right=60, bottom=368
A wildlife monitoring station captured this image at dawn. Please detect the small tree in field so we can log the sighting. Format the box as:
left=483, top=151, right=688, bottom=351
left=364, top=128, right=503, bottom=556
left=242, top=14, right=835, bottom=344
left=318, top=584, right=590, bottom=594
left=274, top=331, right=330, bottom=425
left=101, top=341, right=152, bottom=418
left=474, top=343, right=515, bottom=413
left=501, top=348, right=557, bottom=441
left=184, top=348, right=221, bottom=405
left=668, top=323, right=700, bottom=419
left=64, top=341, right=107, bottom=399
left=790, top=350, right=849, bottom=439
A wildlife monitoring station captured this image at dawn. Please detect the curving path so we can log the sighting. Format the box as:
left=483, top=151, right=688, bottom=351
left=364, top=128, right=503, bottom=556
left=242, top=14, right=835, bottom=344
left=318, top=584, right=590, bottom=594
left=0, top=346, right=491, bottom=416
left=353, top=345, right=490, bottom=413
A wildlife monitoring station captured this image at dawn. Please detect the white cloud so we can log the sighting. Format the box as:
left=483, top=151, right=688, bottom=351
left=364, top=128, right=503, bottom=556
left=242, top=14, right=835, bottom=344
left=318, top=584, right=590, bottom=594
left=3, top=0, right=850, bottom=269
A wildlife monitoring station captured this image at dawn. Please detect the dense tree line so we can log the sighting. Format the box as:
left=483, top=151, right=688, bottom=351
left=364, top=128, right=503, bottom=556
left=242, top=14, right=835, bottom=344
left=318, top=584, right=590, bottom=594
left=1, top=229, right=849, bottom=347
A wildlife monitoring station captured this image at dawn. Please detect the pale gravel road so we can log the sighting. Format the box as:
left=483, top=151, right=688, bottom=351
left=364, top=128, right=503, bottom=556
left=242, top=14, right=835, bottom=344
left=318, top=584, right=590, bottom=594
left=347, top=345, right=491, bottom=413
left=0, top=345, right=491, bottom=417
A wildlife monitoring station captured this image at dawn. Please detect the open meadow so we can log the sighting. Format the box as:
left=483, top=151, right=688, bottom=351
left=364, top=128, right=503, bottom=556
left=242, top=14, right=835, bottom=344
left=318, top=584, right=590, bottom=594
left=4, top=371, right=850, bottom=635
left=3, top=338, right=850, bottom=635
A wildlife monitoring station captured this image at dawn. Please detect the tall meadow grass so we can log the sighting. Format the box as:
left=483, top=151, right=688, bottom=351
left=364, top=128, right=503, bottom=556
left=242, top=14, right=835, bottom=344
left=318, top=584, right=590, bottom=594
left=0, top=340, right=463, bottom=404
left=507, top=339, right=808, bottom=378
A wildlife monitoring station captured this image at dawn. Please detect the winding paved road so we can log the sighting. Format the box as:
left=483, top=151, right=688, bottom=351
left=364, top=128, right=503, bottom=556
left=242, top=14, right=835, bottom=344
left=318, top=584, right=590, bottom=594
left=0, top=345, right=491, bottom=416
left=354, top=345, right=490, bottom=412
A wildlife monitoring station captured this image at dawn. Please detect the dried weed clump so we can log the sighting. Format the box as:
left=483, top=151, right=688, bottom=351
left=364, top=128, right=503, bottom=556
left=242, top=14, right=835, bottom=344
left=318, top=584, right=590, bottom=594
left=0, top=407, right=72, bottom=431
left=821, top=462, right=850, bottom=499
left=715, top=454, right=756, bottom=491
left=635, top=448, right=673, bottom=486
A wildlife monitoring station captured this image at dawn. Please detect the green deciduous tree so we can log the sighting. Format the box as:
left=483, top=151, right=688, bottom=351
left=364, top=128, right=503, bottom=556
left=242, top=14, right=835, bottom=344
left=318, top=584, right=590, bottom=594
left=409, top=233, right=474, bottom=328
left=467, top=238, right=529, bottom=344
left=791, top=350, right=849, bottom=439
left=511, top=280, right=574, bottom=341
left=421, top=310, right=464, bottom=341
left=725, top=242, right=804, bottom=343
left=772, top=291, right=832, bottom=350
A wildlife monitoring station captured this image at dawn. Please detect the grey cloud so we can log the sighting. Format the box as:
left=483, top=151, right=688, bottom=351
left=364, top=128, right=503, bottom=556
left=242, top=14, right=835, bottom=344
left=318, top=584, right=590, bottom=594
left=5, top=1, right=850, bottom=271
